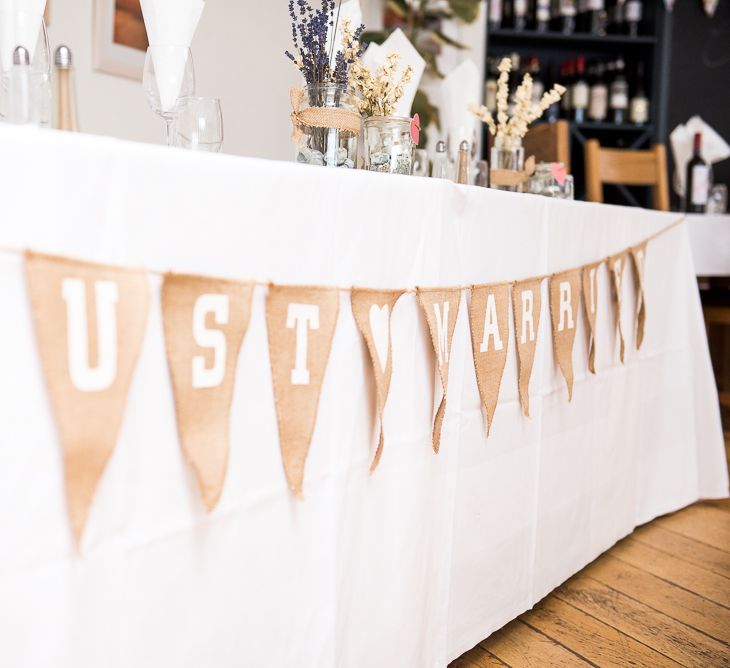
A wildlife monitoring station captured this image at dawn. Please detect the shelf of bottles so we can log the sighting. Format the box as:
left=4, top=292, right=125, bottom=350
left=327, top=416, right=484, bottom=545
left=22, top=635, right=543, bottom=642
left=484, top=0, right=669, bottom=202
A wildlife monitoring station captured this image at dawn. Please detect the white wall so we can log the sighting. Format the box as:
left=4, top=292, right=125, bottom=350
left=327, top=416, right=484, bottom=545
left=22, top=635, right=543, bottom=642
left=46, top=0, right=484, bottom=160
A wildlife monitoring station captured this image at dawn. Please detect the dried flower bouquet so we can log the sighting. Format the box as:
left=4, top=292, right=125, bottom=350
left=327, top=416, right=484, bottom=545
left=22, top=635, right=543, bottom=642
left=469, top=57, right=566, bottom=142
left=341, top=19, right=413, bottom=118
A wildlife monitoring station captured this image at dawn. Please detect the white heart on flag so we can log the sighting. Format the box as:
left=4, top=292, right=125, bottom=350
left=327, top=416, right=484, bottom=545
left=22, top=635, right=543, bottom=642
left=368, top=304, right=389, bottom=373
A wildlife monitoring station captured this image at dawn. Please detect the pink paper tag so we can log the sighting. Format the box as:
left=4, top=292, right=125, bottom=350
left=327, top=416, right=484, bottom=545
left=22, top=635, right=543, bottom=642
left=410, top=114, right=421, bottom=145
left=551, top=162, right=567, bottom=186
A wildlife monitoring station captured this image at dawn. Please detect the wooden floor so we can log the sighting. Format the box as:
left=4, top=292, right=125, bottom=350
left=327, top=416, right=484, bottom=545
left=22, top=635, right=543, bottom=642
left=452, top=439, right=730, bottom=668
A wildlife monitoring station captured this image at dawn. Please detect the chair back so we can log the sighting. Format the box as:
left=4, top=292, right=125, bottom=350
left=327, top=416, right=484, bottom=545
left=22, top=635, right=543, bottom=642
left=523, top=120, right=571, bottom=172
left=584, top=139, right=670, bottom=211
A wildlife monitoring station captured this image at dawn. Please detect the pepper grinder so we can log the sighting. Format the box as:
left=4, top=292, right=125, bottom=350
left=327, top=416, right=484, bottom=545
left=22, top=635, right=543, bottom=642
left=53, top=45, right=79, bottom=131
left=456, top=140, right=471, bottom=185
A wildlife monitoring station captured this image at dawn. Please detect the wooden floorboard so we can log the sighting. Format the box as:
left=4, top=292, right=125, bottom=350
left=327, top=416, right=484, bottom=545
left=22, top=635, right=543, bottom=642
left=451, top=435, right=730, bottom=668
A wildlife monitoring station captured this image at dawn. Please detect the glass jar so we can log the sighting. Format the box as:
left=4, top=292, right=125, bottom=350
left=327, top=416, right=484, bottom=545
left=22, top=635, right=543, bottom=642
left=489, top=135, right=526, bottom=192
left=528, top=162, right=575, bottom=200
left=294, top=83, right=360, bottom=168
left=362, top=116, right=415, bottom=175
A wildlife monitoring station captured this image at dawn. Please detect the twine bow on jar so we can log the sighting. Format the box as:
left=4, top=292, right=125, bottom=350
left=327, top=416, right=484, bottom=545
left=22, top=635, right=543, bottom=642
left=289, top=88, right=362, bottom=144
left=489, top=155, right=537, bottom=188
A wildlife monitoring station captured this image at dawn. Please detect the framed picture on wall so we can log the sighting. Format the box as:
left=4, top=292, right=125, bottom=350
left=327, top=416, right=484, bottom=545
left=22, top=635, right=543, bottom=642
left=92, top=0, right=148, bottom=79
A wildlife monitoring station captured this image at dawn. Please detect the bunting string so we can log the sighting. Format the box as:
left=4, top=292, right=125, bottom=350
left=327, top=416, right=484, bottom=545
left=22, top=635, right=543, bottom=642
left=2, top=214, right=687, bottom=542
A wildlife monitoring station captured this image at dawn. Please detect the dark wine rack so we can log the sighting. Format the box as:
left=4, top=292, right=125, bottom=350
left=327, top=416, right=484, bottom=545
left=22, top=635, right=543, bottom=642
left=484, top=2, right=673, bottom=206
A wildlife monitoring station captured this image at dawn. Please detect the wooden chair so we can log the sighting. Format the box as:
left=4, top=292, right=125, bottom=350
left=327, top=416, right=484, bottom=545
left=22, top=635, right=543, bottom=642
left=584, top=139, right=670, bottom=211
left=486, top=120, right=570, bottom=171
left=523, top=120, right=571, bottom=172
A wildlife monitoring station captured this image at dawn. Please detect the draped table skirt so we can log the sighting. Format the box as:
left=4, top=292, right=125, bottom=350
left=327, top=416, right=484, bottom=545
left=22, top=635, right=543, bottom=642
left=0, top=126, right=726, bottom=667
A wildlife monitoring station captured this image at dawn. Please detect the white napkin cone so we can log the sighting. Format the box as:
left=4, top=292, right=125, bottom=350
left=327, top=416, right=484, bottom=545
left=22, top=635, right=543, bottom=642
left=0, top=0, right=47, bottom=71
left=440, top=59, right=480, bottom=150
left=139, top=0, right=205, bottom=112
left=361, top=28, right=425, bottom=117
left=670, top=115, right=730, bottom=197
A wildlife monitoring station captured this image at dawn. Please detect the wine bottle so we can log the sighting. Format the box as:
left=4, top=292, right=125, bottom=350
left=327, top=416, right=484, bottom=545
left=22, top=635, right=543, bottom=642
left=629, top=62, right=649, bottom=125
left=588, top=62, right=608, bottom=122
left=561, top=59, right=574, bottom=118
left=513, top=0, right=528, bottom=30
left=576, top=0, right=587, bottom=32
left=535, top=0, right=551, bottom=31
left=572, top=55, right=589, bottom=123
left=485, top=58, right=498, bottom=113
left=527, top=56, right=545, bottom=104
left=53, top=45, right=79, bottom=132
left=624, top=0, right=641, bottom=36
left=488, top=0, right=504, bottom=31
left=503, top=0, right=514, bottom=28
left=685, top=133, right=710, bottom=213
left=558, top=0, right=577, bottom=33
left=608, top=0, right=625, bottom=34
left=586, top=0, right=606, bottom=34
left=544, top=65, right=560, bottom=122
left=609, top=56, right=628, bottom=125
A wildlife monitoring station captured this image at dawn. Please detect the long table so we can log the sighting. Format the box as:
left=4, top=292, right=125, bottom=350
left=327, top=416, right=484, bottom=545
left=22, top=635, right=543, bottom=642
left=0, top=126, right=727, bottom=667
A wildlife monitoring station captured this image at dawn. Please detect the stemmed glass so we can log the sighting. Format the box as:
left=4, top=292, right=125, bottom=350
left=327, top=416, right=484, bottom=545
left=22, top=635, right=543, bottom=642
left=0, top=11, right=51, bottom=124
left=173, top=97, right=223, bottom=152
left=142, top=46, right=195, bottom=146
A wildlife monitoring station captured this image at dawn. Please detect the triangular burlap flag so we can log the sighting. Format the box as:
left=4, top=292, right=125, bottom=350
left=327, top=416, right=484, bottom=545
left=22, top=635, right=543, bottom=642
left=469, top=283, right=510, bottom=435
left=609, top=252, right=628, bottom=363
left=25, top=252, right=150, bottom=542
left=161, top=274, right=253, bottom=511
left=512, top=278, right=542, bottom=417
left=416, top=288, right=462, bottom=454
left=351, top=288, right=405, bottom=471
left=581, top=262, right=601, bottom=374
left=549, top=269, right=582, bottom=401
left=631, top=241, right=648, bottom=350
left=266, top=285, right=339, bottom=498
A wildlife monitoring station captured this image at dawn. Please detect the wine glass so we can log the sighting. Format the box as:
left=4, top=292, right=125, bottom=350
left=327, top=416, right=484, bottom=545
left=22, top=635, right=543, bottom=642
left=143, top=46, right=195, bottom=146
left=173, top=97, right=223, bottom=152
left=0, top=12, right=51, bottom=125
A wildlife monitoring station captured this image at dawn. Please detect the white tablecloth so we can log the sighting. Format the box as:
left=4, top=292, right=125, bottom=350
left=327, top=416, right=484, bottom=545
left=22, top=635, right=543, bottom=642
left=686, top=213, right=730, bottom=276
left=0, top=126, right=727, bottom=668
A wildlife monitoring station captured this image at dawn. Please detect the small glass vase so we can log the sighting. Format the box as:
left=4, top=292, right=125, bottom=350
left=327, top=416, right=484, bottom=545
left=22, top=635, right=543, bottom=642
left=295, top=83, right=359, bottom=168
left=362, top=116, right=415, bottom=175
left=490, top=135, right=526, bottom=192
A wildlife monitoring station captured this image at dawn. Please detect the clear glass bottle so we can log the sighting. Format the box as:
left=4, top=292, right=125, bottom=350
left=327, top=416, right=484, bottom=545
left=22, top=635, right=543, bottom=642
left=295, top=83, right=360, bottom=168
left=432, top=140, right=451, bottom=179
left=362, top=116, right=415, bottom=175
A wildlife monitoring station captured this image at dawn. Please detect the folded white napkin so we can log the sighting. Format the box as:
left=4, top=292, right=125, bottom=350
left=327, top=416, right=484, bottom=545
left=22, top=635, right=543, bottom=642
left=0, top=0, right=47, bottom=71
left=670, top=115, right=730, bottom=196
left=440, top=59, right=480, bottom=151
left=361, top=28, right=425, bottom=117
left=139, top=0, right=205, bottom=112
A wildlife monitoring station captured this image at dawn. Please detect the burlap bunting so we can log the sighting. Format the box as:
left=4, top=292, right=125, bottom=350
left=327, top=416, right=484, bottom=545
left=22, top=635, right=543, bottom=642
left=631, top=242, right=648, bottom=350
left=290, top=88, right=361, bottom=144
left=266, top=285, right=339, bottom=498
left=25, top=252, right=150, bottom=542
left=581, top=262, right=601, bottom=374
left=351, top=289, right=404, bottom=471
left=417, top=288, right=461, bottom=453
left=609, top=252, right=628, bottom=363
left=512, top=278, right=542, bottom=417
left=549, top=270, right=582, bottom=401
left=161, top=274, right=253, bottom=511
left=469, top=283, right=511, bottom=435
